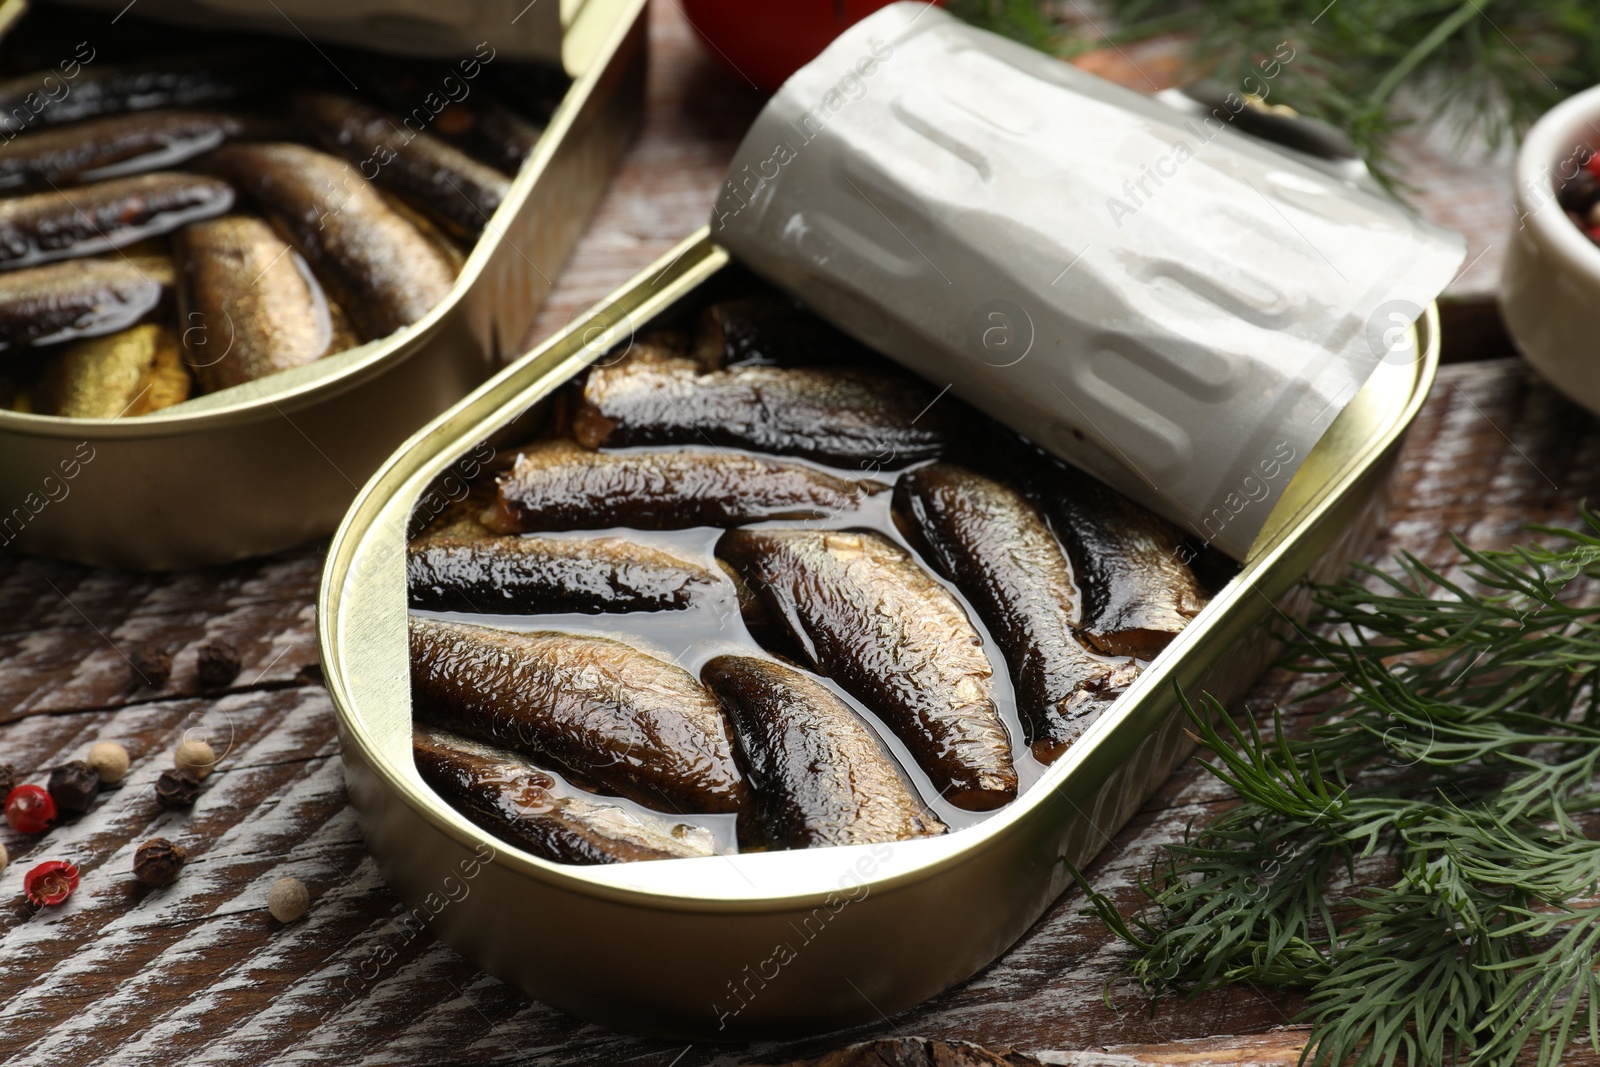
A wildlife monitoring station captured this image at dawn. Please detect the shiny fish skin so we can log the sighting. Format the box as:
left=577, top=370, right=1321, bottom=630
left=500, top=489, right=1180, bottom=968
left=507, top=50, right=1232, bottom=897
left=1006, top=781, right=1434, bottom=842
left=413, top=726, right=717, bottom=864
left=0, top=258, right=162, bottom=350
left=692, top=296, right=873, bottom=369
left=293, top=93, right=511, bottom=240
left=702, top=655, right=946, bottom=848
left=716, top=528, right=1016, bottom=811
left=175, top=215, right=353, bottom=392
left=119, top=252, right=175, bottom=289
left=0, top=53, right=279, bottom=137
left=717, top=559, right=773, bottom=640
left=464, top=94, right=544, bottom=174
left=407, top=530, right=719, bottom=614
left=35, top=323, right=189, bottom=418
left=409, top=617, right=752, bottom=817
left=1027, top=458, right=1205, bottom=659
left=205, top=142, right=456, bottom=339
left=895, top=463, right=1138, bottom=762
left=485, top=440, right=883, bottom=533
left=344, top=64, right=544, bottom=175
left=384, top=196, right=466, bottom=274
left=0, top=110, right=259, bottom=190
left=573, top=358, right=959, bottom=469
left=0, top=172, right=234, bottom=269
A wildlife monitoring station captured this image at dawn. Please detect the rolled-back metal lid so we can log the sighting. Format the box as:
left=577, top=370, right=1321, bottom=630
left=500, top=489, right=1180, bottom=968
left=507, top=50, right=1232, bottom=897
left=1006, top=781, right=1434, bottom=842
left=713, top=2, right=1464, bottom=560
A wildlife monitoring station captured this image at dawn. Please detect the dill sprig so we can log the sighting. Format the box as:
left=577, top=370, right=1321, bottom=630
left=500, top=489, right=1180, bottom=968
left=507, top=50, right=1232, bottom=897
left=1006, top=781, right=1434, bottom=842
left=950, top=0, right=1600, bottom=188
left=1076, top=511, right=1600, bottom=1067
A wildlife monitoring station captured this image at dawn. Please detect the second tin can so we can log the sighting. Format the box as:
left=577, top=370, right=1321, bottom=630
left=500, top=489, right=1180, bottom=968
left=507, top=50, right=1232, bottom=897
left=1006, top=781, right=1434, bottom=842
left=0, top=0, right=646, bottom=568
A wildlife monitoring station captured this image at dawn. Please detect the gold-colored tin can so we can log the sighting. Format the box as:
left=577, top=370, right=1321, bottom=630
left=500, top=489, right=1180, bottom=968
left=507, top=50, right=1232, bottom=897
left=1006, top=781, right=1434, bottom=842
left=0, top=0, right=647, bottom=568
left=319, top=230, right=1439, bottom=1038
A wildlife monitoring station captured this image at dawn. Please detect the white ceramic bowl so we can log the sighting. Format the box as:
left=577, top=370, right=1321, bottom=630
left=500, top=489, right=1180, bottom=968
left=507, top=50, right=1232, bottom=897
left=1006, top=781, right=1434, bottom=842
left=1502, top=84, right=1600, bottom=415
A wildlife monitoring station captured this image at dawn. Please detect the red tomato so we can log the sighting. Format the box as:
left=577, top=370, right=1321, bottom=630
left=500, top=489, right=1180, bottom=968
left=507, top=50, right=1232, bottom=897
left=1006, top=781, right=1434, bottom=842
left=681, top=0, right=944, bottom=93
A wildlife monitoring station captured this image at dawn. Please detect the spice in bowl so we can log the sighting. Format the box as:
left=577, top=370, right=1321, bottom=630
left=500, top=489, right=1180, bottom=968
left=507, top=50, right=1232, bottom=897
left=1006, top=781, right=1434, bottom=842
left=1556, top=152, right=1600, bottom=247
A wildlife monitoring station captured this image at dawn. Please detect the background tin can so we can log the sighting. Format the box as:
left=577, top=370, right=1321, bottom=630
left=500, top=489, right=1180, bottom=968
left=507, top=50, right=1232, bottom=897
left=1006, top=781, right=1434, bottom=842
left=0, top=0, right=647, bottom=569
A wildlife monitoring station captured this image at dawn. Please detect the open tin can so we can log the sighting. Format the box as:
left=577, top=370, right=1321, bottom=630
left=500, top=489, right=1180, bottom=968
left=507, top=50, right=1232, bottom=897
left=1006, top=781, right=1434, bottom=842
left=323, top=2, right=1463, bottom=1038
left=0, top=0, right=646, bottom=569
left=319, top=225, right=1439, bottom=1037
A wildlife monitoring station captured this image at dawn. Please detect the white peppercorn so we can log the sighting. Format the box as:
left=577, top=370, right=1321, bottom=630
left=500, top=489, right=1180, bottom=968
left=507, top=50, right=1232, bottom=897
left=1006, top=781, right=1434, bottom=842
left=173, top=739, right=216, bottom=779
left=87, top=741, right=130, bottom=786
left=267, top=876, right=309, bottom=923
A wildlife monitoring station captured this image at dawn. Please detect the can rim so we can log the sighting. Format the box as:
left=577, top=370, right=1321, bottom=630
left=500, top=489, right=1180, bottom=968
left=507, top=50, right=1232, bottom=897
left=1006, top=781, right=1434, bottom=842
left=318, top=228, right=1441, bottom=913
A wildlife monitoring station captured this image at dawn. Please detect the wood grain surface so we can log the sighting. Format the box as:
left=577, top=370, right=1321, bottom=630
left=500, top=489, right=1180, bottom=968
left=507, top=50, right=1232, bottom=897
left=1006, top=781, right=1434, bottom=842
left=523, top=1, right=764, bottom=350
left=0, top=3, right=1578, bottom=1066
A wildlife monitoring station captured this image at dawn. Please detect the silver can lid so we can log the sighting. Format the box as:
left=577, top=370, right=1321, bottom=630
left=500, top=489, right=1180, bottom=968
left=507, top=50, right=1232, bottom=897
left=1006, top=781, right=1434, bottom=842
left=713, top=2, right=1463, bottom=559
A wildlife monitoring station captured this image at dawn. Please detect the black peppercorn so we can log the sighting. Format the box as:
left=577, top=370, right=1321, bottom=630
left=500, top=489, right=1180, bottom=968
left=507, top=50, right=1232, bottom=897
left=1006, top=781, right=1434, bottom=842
left=1557, top=168, right=1600, bottom=216
left=133, top=837, right=188, bottom=887
left=129, top=642, right=173, bottom=689
left=0, top=762, right=13, bottom=798
left=47, top=760, right=99, bottom=814
left=154, top=768, right=202, bottom=809
left=195, top=641, right=242, bottom=690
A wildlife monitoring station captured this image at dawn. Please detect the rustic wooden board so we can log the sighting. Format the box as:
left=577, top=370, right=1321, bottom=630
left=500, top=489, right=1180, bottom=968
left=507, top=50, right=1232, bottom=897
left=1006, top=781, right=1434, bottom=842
left=0, top=4, right=1586, bottom=1065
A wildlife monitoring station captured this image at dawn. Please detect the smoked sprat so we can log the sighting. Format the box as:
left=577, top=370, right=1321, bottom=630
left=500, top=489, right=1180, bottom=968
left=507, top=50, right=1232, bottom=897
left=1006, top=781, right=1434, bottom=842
left=406, top=291, right=1211, bottom=864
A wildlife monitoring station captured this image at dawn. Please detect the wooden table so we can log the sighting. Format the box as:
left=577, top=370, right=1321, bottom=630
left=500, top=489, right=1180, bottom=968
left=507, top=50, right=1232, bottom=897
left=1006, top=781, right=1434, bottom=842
left=1, top=5, right=1587, bottom=1065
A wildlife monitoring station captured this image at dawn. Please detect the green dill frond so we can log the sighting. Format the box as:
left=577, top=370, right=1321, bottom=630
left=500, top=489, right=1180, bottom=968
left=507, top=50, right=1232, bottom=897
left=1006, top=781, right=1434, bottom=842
left=952, top=0, right=1600, bottom=190
left=1076, top=509, right=1600, bottom=1067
